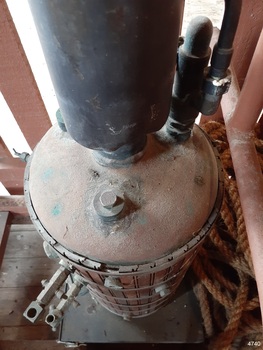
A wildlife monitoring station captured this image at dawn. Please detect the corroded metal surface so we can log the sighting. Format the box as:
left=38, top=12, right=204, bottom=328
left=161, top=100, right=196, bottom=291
left=59, top=280, right=204, bottom=344
left=27, top=124, right=219, bottom=264
left=24, top=123, right=223, bottom=318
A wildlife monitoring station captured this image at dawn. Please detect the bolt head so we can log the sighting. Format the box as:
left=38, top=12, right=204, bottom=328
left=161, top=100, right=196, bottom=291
left=99, top=190, right=117, bottom=209
left=93, top=188, right=125, bottom=220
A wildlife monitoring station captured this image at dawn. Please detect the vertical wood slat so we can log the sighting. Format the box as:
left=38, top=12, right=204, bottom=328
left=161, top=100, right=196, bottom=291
left=0, top=211, right=11, bottom=268
left=0, top=0, right=51, bottom=150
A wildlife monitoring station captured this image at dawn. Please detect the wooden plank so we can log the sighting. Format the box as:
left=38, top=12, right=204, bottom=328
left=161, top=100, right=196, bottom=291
left=0, top=159, right=25, bottom=194
left=0, top=221, right=64, bottom=345
left=0, top=196, right=28, bottom=216
left=0, top=177, right=24, bottom=195
left=0, top=164, right=25, bottom=194
left=10, top=224, right=35, bottom=232
left=0, top=341, right=205, bottom=350
left=0, top=157, right=25, bottom=170
left=0, top=1, right=51, bottom=150
left=0, top=326, right=58, bottom=341
left=11, top=215, right=32, bottom=225
left=0, top=286, right=43, bottom=327
left=0, top=257, right=58, bottom=288
left=0, top=341, right=74, bottom=350
left=4, top=229, right=45, bottom=259
left=0, top=137, right=12, bottom=158
left=0, top=212, right=11, bottom=268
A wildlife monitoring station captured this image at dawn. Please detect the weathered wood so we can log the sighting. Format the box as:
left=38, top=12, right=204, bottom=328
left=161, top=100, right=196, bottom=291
left=0, top=341, right=81, bottom=350
left=0, top=196, right=28, bottom=216
left=0, top=222, right=63, bottom=346
left=0, top=158, right=25, bottom=194
left=4, top=229, right=45, bottom=259
left=10, top=215, right=32, bottom=225
left=0, top=176, right=24, bottom=196
left=0, top=257, right=58, bottom=288
left=0, top=157, right=25, bottom=170
left=10, top=224, right=35, bottom=232
left=0, top=1, right=51, bottom=150
left=0, top=325, right=58, bottom=341
left=0, top=181, right=24, bottom=196
left=0, top=137, right=12, bottom=158
left=0, top=341, right=205, bottom=350
left=0, top=286, right=44, bottom=327
left=0, top=212, right=11, bottom=268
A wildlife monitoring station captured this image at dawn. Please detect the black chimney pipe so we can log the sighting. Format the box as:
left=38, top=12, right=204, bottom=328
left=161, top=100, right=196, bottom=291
left=28, top=0, right=184, bottom=159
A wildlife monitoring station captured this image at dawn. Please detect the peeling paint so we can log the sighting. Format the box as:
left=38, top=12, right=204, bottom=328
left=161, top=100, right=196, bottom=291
left=52, top=203, right=62, bottom=216
left=106, top=122, right=137, bottom=135
left=41, top=168, right=54, bottom=184
left=86, top=94, right=102, bottom=111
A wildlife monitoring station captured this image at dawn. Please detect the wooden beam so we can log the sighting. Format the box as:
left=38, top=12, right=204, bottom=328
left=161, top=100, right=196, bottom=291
left=0, top=0, right=51, bottom=149
left=0, top=157, right=25, bottom=170
left=0, top=341, right=68, bottom=349
left=0, top=137, right=12, bottom=158
left=0, top=152, right=25, bottom=194
left=0, top=211, right=11, bottom=268
left=0, top=196, right=31, bottom=222
left=0, top=196, right=28, bottom=216
left=10, top=215, right=32, bottom=225
left=0, top=168, right=25, bottom=195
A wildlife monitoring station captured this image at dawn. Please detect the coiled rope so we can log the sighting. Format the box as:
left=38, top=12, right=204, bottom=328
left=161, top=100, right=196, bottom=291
left=190, top=121, right=263, bottom=350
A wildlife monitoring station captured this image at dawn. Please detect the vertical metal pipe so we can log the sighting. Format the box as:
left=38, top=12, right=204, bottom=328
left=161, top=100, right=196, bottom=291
left=28, top=0, right=184, bottom=157
left=166, top=16, right=213, bottom=141
left=225, top=28, right=263, bottom=323
left=200, top=0, right=242, bottom=115
left=210, top=0, right=242, bottom=79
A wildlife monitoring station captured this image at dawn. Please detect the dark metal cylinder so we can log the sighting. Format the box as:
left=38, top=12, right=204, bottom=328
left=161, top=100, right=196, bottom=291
left=28, top=0, right=184, bottom=154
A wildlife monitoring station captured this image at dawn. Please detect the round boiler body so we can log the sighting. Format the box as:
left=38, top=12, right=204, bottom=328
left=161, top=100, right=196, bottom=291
left=64, top=231, right=211, bottom=319
left=24, top=124, right=223, bottom=318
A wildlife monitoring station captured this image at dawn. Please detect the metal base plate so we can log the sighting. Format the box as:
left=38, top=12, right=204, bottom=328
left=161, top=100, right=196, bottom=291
left=58, top=280, right=204, bottom=346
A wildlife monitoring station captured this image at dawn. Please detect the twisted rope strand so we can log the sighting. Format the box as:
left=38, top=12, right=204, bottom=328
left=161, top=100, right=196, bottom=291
left=190, top=121, right=262, bottom=349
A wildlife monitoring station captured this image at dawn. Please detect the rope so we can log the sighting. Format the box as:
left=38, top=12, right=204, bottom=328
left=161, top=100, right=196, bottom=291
left=190, top=121, right=263, bottom=349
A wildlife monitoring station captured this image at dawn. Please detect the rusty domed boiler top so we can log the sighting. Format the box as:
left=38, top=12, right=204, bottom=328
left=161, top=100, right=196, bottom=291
left=25, top=123, right=223, bottom=318
left=23, top=0, right=241, bottom=328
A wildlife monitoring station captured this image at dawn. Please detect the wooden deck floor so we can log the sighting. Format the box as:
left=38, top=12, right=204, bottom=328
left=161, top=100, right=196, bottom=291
left=0, top=224, right=80, bottom=350
left=0, top=223, right=207, bottom=350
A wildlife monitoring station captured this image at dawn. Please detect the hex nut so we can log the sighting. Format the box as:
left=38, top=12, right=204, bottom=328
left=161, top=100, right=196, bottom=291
left=93, top=188, right=125, bottom=220
left=99, top=190, right=118, bottom=209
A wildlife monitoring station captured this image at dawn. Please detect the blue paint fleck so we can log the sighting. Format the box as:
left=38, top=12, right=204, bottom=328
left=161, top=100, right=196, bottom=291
left=137, top=214, right=147, bottom=226
left=52, top=204, right=62, bottom=216
left=41, top=168, right=54, bottom=183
